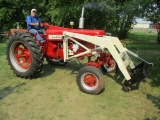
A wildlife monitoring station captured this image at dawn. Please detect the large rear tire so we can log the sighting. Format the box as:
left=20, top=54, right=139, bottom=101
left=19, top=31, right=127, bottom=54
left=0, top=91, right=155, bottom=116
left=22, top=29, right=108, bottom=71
left=76, top=66, right=104, bottom=94
left=6, top=32, right=43, bottom=78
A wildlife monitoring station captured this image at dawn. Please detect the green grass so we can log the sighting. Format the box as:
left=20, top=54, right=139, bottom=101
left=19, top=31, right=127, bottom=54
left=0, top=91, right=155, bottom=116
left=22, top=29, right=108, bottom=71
left=0, top=32, right=160, bottom=120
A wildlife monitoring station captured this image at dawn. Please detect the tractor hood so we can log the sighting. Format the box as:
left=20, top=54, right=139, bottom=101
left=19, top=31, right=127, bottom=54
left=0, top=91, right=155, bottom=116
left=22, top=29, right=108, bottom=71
left=45, top=26, right=105, bottom=38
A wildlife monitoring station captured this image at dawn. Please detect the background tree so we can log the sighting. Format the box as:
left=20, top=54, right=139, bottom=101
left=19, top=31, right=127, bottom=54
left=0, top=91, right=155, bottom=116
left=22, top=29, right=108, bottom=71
left=0, top=0, right=23, bottom=30
left=0, top=0, right=155, bottom=40
left=83, top=0, right=140, bottom=39
left=139, top=0, right=160, bottom=44
left=45, top=0, right=85, bottom=27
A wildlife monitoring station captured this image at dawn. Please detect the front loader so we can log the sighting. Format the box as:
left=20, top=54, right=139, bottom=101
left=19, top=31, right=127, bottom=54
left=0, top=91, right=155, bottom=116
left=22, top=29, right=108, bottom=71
left=62, top=31, right=153, bottom=93
left=6, top=7, right=153, bottom=94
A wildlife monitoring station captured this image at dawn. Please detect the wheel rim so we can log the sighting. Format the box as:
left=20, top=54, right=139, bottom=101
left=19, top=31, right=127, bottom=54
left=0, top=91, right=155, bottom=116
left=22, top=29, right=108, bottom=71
left=10, top=41, right=31, bottom=72
left=104, top=59, right=115, bottom=68
left=103, top=59, right=116, bottom=71
left=81, top=73, right=99, bottom=91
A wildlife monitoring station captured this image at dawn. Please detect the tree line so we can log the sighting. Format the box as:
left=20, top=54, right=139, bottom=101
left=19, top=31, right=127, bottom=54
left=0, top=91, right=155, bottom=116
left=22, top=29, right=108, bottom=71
left=0, top=0, right=159, bottom=43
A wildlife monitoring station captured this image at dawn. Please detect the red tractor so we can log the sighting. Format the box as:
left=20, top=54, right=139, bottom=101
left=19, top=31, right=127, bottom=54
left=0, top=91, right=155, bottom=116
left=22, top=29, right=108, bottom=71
left=6, top=7, right=152, bottom=94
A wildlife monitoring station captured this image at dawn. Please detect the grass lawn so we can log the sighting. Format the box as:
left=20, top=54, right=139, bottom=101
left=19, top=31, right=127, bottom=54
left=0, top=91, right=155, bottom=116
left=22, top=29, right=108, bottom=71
left=0, top=31, right=160, bottom=120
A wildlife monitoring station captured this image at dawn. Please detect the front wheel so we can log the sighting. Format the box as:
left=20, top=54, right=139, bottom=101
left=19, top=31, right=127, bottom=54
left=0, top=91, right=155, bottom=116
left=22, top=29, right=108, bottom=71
left=101, top=58, right=117, bottom=73
left=76, top=66, right=105, bottom=94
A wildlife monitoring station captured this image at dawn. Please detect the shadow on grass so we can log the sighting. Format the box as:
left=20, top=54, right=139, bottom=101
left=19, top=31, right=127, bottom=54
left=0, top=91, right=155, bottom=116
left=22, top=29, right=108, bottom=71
left=148, top=66, right=160, bottom=87
left=144, top=116, right=159, bottom=120
left=146, top=94, right=160, bottom=110
left=106, top=70, right=148, bottom=91
left=150, top=77, right=160, bottom=87
left=144, top=94, right=160, bottom=120
left=0, top=83, right=26, bottom=100
left=57, top=61, right=83, bottom=75
left=38, top=63, right=56, bottom=78
left=38, top=60, right=83, bottom=78
left=106, top=71, right=124, bottom=85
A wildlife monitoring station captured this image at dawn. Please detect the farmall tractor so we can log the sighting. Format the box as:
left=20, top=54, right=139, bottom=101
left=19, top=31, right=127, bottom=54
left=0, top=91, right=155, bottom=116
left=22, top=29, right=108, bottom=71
left=6, top=7, right=153, bottom=94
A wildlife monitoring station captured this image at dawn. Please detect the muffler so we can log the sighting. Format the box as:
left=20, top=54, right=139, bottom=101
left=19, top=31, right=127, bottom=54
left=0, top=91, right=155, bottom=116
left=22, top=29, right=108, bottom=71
left=79, top=7, right=85, bottom=29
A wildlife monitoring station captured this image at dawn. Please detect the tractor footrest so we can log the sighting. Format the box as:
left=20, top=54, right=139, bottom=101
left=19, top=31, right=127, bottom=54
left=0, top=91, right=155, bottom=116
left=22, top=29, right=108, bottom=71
left=123, top=62, right=151, bottom=87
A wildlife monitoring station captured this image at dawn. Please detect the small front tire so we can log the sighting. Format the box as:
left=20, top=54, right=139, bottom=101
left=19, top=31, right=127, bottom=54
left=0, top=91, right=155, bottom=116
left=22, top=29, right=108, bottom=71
left=76, top=66, right=104, bottom=94
left=101, top=58, right=117, bottom=73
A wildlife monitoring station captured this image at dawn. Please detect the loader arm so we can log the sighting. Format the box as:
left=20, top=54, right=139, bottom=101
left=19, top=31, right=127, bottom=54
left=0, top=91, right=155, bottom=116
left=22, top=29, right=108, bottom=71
left=63, top=32, right=153, bottom=82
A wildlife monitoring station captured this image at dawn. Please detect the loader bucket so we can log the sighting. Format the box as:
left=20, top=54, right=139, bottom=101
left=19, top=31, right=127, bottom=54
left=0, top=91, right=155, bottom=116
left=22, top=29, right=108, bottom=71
left=123, top=61, right=152, bottom=87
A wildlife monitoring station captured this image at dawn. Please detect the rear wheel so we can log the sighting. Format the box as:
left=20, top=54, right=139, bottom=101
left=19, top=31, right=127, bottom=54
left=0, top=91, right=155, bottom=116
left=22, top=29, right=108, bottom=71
left=6, top=32, right=43, bottom=78
left=76, top=66, right=104, bottom=94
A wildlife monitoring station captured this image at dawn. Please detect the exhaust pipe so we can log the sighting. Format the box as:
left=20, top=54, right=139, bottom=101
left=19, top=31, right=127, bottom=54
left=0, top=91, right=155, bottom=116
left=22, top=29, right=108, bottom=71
left=79, top=7, right=85, bottom=29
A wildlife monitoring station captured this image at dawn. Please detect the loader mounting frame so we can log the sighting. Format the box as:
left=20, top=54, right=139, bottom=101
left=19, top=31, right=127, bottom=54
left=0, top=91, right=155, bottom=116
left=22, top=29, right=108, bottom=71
left=63, top=32, right=153, bottom=85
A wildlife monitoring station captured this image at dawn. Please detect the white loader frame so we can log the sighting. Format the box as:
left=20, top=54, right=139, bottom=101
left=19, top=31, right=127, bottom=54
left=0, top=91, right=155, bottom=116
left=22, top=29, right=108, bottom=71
left=63, top=32, right=152, bottom=81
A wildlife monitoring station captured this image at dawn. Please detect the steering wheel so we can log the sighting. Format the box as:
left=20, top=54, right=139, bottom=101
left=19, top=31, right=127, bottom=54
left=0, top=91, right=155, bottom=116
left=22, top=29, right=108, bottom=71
left=42, top=23, right=50, bottom=30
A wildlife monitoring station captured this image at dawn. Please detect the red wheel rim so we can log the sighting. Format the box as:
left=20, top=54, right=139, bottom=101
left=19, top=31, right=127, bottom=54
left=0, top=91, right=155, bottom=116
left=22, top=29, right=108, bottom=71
left=105, top=59, right=115, bottom=68
left=108, top=59, right=114, bottom=68
left=14, top=43, right=31, bottom=69
left=83, top=74, right=97, bottom=87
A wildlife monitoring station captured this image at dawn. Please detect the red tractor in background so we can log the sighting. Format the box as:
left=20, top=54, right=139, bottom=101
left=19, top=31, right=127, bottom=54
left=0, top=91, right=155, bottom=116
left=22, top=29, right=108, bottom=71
left=6, top=7, right=152, bottom=94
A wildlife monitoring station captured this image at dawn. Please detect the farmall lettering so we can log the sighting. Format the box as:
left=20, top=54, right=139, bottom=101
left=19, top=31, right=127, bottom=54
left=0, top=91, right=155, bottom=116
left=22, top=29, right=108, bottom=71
left=48, top=35, right=63, bottom=39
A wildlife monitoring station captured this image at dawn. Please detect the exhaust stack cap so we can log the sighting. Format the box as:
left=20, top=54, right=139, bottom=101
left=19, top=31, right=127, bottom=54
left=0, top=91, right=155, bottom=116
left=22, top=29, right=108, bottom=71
left=79, top=7, right=85, bottom=29
left=70, top=22, right=74, bottom=26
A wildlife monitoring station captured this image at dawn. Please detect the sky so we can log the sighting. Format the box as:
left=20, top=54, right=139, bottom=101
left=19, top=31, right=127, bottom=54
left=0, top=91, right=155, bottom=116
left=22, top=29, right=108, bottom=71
left=136, top=18, right=151, bottom=24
